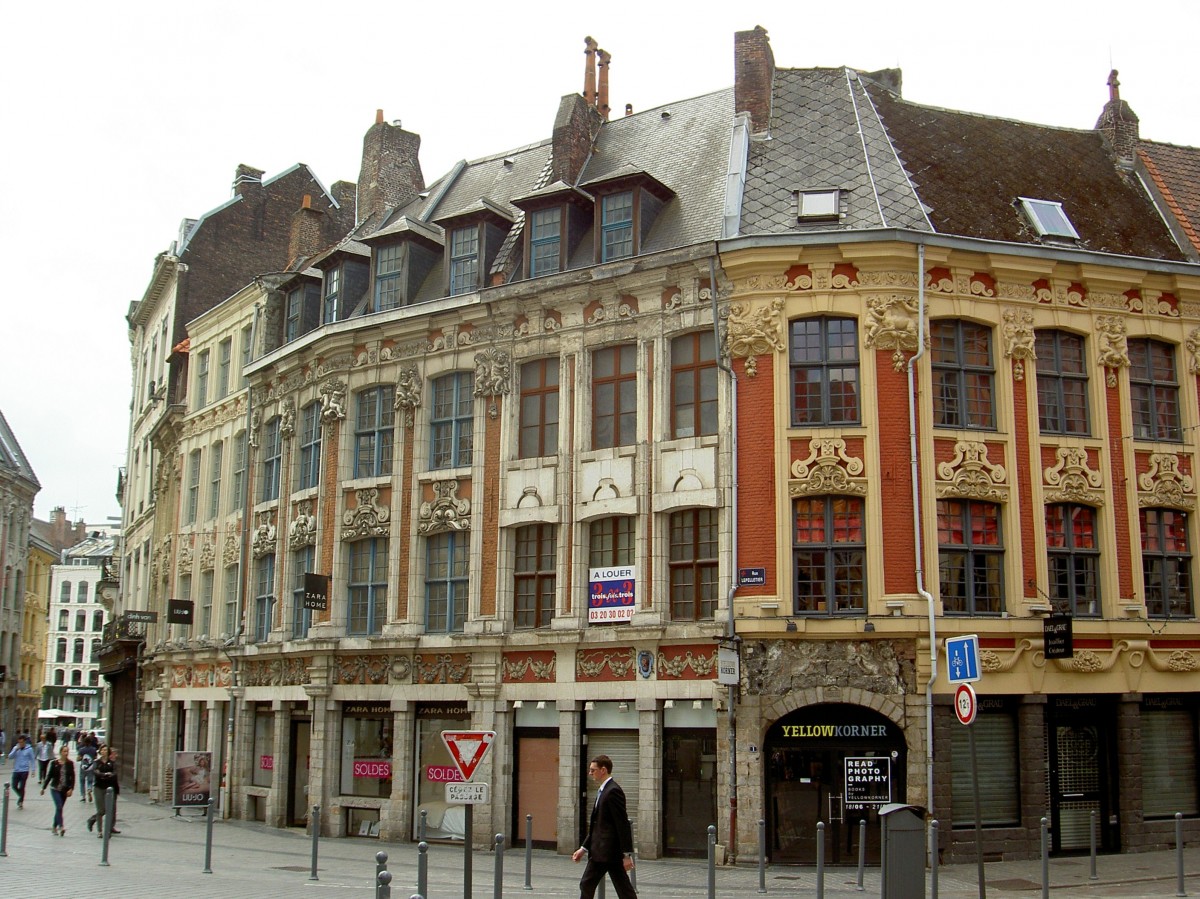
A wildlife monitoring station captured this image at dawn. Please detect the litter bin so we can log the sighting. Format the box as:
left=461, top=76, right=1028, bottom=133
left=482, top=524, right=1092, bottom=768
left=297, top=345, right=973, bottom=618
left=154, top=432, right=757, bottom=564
left=879, top=803, right=925, bottom=899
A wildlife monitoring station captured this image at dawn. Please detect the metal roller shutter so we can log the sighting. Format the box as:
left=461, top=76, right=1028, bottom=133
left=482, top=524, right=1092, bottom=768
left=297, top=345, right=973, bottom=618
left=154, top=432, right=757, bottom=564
left=586, top=732, right=640, bottom=840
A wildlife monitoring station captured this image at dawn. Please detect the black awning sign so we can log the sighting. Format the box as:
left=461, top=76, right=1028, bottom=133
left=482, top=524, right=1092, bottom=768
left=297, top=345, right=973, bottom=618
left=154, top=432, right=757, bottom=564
left=167, top=599, right=195, bottom=625
left=1044, top=614, right=1074, bottom=659
left=303, top=573, right=330, bottom=611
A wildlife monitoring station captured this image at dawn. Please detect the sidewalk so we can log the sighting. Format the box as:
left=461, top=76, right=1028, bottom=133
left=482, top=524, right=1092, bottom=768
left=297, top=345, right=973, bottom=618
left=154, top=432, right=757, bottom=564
left=0, top=785, right=1197, bottom=897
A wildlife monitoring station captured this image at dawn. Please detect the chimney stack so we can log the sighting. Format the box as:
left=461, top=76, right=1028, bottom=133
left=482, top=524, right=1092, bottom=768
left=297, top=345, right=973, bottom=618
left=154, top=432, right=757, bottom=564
left=232, top=164, right=265, bottom=197
left=597, top=49, right=611, bottom=121
left=734, top=26, right=775, bottom=135
left=584, top=37, right=598, bottom=107
left=357, top=110, right=426, bottom=226
left=288, top=194, right=326, bottom=266
left=1095, top=69, right=1140, bottom=165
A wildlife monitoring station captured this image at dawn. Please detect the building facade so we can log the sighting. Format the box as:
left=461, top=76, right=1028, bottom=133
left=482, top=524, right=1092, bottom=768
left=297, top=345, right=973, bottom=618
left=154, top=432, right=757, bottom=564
left=0, top=411, right=39, bottom=740
left=113, top=28, right=1200, bottom=864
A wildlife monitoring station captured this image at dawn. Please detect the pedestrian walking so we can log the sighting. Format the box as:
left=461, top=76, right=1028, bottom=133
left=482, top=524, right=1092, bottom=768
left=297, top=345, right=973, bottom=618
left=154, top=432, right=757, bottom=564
left=0, top=726, right=7, bottom=762
left=77, top=735, right=97, bottom=802
left=40, top=745, right=75, bottom=836
left=572, top=754, right=638, bottom=899
left=8, top=735, right=36, bottom=808
left=34, top=734, right=52, bottom=783
left=87, top=745, right=120, bottom=836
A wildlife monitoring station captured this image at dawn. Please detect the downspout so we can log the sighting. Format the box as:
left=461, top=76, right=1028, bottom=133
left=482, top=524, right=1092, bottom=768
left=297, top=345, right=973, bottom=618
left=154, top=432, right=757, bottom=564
left=711, top=253, right=740, bottom=862
left=907, top=245, right=937, bottom=816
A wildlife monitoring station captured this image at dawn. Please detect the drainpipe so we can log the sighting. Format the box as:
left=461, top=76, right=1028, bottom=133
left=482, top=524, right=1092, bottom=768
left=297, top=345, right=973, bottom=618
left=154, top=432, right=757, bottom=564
left=907, top=245, right=937, bottom=815
left=711, top=254, right=740, bottom=862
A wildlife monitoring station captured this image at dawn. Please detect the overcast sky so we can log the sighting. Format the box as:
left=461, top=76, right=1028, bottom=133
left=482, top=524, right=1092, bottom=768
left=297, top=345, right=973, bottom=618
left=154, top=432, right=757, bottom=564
left=2, top=0, right=1198, bottom=525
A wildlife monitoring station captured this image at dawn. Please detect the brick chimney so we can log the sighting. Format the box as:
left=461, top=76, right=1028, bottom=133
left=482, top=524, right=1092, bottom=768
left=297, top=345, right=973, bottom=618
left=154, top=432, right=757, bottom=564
left=232, top=164, right=265, bottom=197
left=735, top=26, right=775, bottom=134
left=357, top=110, right=425, bottom=226
left=1095, top=69, right=1140, bottom=165
left=597, top=49, right=611, bottom=121
left=288, top=195, right=325, bottom=265
left=584, top=37, right=598, bottom=107
left=552, top=93, right=602, bottom=186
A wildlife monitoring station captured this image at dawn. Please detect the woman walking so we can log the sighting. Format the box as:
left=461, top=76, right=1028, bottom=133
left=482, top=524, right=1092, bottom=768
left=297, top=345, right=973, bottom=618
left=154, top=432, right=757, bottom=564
left=87, top=746, right=120, bottom=836
left=40, top=745, right=75, bottom=836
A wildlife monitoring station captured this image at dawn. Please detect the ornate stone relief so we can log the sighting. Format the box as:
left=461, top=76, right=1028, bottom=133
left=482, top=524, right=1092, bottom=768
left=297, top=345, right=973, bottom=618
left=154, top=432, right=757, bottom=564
left=418, top=480, right=471, bottom=534
left=320, top=378, right=347, bottom=424
left=335, top=655, right=390, bottom=685
left=394, top=367, right=422, bottom=427
left=279, top=399, right=296, bottom=439
left=251, top=512, right=277, bottom=559
left=223, top=532, right=240, bottom=568
left=502, top=654, right=557, bottom=681
left=1095, top=316, right=1130, bottom=387
left=586, top=295, right=638, bottom=325
left=198, top=538, right=215, bottom=572
left=390, top=656, right=413, bottom=683
left=577, top=648, right=636, bottom=679
left=1129, top=292, right=1179, bottom=317
left=289, top=499, right=317, bottom=548
left=415, top=654, right=470, bottom=684
left=1001, top=308, right=1036, bottom=381
left=656, top=649, right=717, bottom=678
left=473, top=347, right=511, bottom=419
left=176, top=541, right=193, bottom=571
left=724, top=298, right=784, bottom=377
left=789, top=438, right=866, bottom=497
left=342, top=488, right=391, bottom=539
left=1138, top=453, right=1195, bottom=510
left=936, top=441, right=1008, bottom=502
left=248, top=410, right=261, bottom=448
left=1043, top=447, right=1105, bottom=505
left=1186, top=328, right=1200, bottom=375
left=863, top=293, right=921, bottom=371
left=243, top=657, right=310, bottom=687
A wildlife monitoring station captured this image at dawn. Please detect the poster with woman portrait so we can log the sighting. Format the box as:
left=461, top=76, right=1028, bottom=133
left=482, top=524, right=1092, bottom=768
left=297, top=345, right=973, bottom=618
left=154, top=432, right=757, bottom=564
left=174, top=750, right=214, bottom=808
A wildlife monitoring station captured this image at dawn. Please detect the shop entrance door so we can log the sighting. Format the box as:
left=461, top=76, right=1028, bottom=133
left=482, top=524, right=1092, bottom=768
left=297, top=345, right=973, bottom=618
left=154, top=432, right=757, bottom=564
left=514, top=732, right=559, bottom=847
left=1047, top=700, right=1118, bottom=853
left=767, top=749, right=881, bottom=865
left=287, top=718, right=311, bottom=827
left=662, top=730, right=717, bottom=857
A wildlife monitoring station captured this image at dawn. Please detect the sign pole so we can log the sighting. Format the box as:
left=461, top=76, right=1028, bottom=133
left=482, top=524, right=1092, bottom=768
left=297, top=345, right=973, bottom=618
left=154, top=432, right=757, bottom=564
left=464, top=803, right=473, bottom=899
left=968, top=723, right=987, bottom=899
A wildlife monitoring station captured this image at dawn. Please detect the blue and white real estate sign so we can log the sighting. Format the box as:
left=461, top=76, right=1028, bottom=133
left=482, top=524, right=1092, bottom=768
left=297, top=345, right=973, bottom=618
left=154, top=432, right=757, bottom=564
left=945, top=634, right=982, bottom=684
left=588, top=566, right=636, bottom=623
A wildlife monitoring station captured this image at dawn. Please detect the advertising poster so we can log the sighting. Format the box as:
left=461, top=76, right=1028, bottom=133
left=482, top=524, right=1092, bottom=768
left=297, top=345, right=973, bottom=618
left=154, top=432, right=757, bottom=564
left=587, top=566, right=636, bottom=623
left=174, top=750, right=214, bottom=808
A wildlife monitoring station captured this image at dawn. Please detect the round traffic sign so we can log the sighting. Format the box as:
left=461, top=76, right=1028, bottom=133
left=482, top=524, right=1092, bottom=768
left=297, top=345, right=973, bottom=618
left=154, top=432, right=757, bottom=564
left=954, top=683, right=978, bottom=725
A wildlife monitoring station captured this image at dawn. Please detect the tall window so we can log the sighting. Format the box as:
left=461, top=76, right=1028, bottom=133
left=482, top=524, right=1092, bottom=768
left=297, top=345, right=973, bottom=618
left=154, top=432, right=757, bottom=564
left=430, top=372, right=474, bottom=469
left=1141, top=508, right=1193, bottom=619
left=449, top=226, right=479, bottom=296
left=73, top=639, right=84, bottom=663
left=195, top=349, right=210, bottom=409
left=231, top=430, right=247, bottom=509
left=186, top=450, right=202, bottom=524
left=285, top=287, right=304, bottom=342
left=77, top=582, right=88, bottom=602
left=426, top=533, right=468, bottom=633
left=938, top=499, right=1003, bottom=615
left=1035, top=331, right=1089, bottom=435
left=931, top=320, right=995, bottom=429
left=291, top=546, right=315, bottom=639
left=223, top=565, right=240, bottom=638
left=241, top=324, right=253, bottom=386
left=298, top=402, right=322, bottom=490
left=216, top=337, right=232, bottom=400
left=1129, top=338, right=1181, bottom=441
left=789, top=318, right=860, bottom=426
left=253, top=554, right=274, bottom=642
left=208, top=441, right=223, bottom=520
left=1046, top=504, right=1100, bottom=617
left=530, top=207, right=562, bottom=276
left=59, top=582, right=70, bottom=602
left=589, top=517, right=634, bottom=567
left=355, top=386, right=396, bottom=478
left=793, top=496, right=866, bottom=614
left=601, top=192, right=633, bottom=261
left=669, top=509, right=718, bottom=620
left=375, top=244, right=403, bottom=310
left=91, top=610, right=103, bottom=631
left=75, top=611, right=86, bottom=631
left=519, top=359, right=559, bottom=458
left=199, top=570, right=214, bottom=635
left=323, top=266, right=341, bottom=324
left=56, top=638, right=67, bottom=663
left=348, top=538, right=388, bottom=635
left=177, top=573, right=192, bottom=639
left=592, top=344, right=637, bottom=449
left=514, top=524, right=555, bottom=628
left=671, top=332, right=718, bottom=438
left=260, top=416, right=282, bottom=502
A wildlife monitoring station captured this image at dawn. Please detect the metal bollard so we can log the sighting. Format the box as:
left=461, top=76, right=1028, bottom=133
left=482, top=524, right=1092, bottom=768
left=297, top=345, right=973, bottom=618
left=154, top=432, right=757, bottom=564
left=418, top=840, right=429, bottom=899
left=419, top=808, right=427, bottom=841
left=377, top=869, right=391, bottom=899
left=1089, top=810, right=1098, bottom=880
left=202, top=797, right=215, bottom=873
left=757, top=818, right=767, bottom=893
left=376, top=851, right=389, bottom=899
left=309, top=804, right=320, bottom=881
left=930, top=820, right=939, bottom=899
left=1177, top=812, right=1187, bottom=898
left=815, top=821, right=825, bottom=899
left=99, top=787, right=115, bottom=866
left=707, top=824, right=717, bottom=899
left=0, top=783, right=9, bottom=858
left=524, top=814, right=534, bottom=890
left=1040, top=817, right=1049, bottom=899
left=856, top=818, right=866, bottom=892
left=494, top=833, right=505, bottom=899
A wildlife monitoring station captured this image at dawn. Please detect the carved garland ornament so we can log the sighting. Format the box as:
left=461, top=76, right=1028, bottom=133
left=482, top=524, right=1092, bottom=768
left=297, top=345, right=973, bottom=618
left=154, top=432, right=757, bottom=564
left=335, top=655, right=389, bottom=685
left=502, top=655, right=557, bottom=681
left=863, top=293, right=921, bottom=372
left=1001, top=308, right=1036, bottom=381
left=342, top=488, right=391, bottom=539
left=1043, top=447, right=1105, bottom=505
left=251, top=512, right=278, bottom=559
left=415, top=654, right=470, bottom=684
left=473, top=347, right=511, bottom=419
left=577, top=648, right=636, bottom=679
left=1095, top=316, right=1129, bottom=387
left=1138, top=453, right=1195, bottom=510
left=394, top=367, right=422, bottom=427
left=656, top=649, right=717, bottom=678
left=289, top=499, right=317, bottom=549
left=724, top=298, right=784, bottom=377
left=936, top=441, right=1008, bottom=502
left=789, top=438, right=866, bottom=497
left=418, top=480, right=471, bottom=535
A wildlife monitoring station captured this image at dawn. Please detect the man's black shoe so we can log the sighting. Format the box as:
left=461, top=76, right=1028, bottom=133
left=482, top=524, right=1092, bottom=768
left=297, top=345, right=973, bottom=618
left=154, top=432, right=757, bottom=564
left=110, top=828, right=121, bottom=834
left=87, top=817, right=94, bottom=832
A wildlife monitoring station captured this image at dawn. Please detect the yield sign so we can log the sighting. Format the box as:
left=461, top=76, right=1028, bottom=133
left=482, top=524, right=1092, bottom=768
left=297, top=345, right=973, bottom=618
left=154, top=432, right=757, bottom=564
left=440, top=730, right=496, bottom=782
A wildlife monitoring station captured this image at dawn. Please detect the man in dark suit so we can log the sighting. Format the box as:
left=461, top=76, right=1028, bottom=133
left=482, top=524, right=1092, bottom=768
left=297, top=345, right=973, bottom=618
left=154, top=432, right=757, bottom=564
left=572, top=754, right=637, bottom=898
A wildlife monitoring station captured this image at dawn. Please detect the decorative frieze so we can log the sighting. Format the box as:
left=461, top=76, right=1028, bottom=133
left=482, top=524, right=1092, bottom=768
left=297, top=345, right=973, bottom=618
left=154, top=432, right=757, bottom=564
left=289, top=499, right=317, bottom=548
left=415, top=653, right=470, bottom=684
left=724, top=298, right=784, bottom=377
left=342, top=488, right=391, bottom=539
left=1001, top=308, right=1036, bottom=381
left=577, top=648, right=636, bottom=681
left=502, top=651, right=557, bottom=682
left=243, top=657, right=311, bottom=687
left=1186, top=327, right=1200, bottom=375
left=251, top=512, right=277, bottom=559
left=936, top=440, right=1008, bottom=502
left=789, top=438, right=866, bottom=497
left=176, top=541, right=193, bottom=571
left=863, top=293, right=921, bottom=371
left=1043, top=447, right=1104, bottom=505
left=223, top=532, right=240, bottom=568
left=1138, top=453, right=1195, bottom=510
left=418, top=480, right=471, bottom=535
left=335, top=655, right=390, bottom=685
left=656, top=646, right=717, bottom=679
left=473, top=347, right=511, bottom=419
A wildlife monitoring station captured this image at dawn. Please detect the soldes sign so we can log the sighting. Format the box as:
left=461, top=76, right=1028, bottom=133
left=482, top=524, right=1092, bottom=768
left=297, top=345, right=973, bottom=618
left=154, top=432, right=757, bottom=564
left=352, top=759, right=392, bottom=779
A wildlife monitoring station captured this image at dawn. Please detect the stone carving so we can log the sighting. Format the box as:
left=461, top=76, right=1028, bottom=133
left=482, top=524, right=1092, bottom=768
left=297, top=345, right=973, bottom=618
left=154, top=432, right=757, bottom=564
left=176, top=541, right=193, bottom=571
left=342, top=488, right=391, bottom=539
left=1095, top=316, right=1129, bottom=387
left=335, top=655, right=389, bottom=685
left=473, top=347, right=510, bottom=419
left=279, top=399, right=296, bottom=439
left=724, top=298, right=784, bottom=377
left=320, top=378, right=347, bottom=423
left=1001, top=308, right=1036, bottom=381
left=577, top=648, right=636, bottom=679
left=1138, top=453, right=1195, bottom=510
left=415, top=653, right=471, bottom=684
left=394, top=367, right=422, bottom=427
left=863, top=293, right=920, bottom=371
left=289, top=499, right=317, bottom=548
left=418, top=480, right=471, bottom=534
left=1187, top=328, right=1200, bottom=375
left=243, top=657, right=311, bottom=687
left=389, top=655, right=413, bottom=683
left=741, top=639, right=913, bottom=696
left=251, top=512, right=277, bottom=559
left=789, top=438, right=867, bottom=496
left=1043, top=447, right=1104, bottom=505
left=223, top=532, right=240, bottom=568
left=248, top=410, right=261, bottom=449
left=198, top=538, right=215, bottom=571
left=936, top=440, right=1008, bottom=502
left=656, top=649, right=717, bottom=678
left=502, top=654, right=557, bottom=681
left=1129, top=292, right=1180, bottom=317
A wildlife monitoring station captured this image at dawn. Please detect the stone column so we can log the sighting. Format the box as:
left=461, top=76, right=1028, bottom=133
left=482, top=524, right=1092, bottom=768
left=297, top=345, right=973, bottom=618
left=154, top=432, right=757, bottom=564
left=384, top=701, right=414, bottom=841
left=230, top=686, right=251, bottom=819
left=305, top=674, right=332, bottom=835
left=557, top=700, right=582, bottom=854
left=266, top=702, right=290, bottom=827
left=636, top=698, right=661, bottom=858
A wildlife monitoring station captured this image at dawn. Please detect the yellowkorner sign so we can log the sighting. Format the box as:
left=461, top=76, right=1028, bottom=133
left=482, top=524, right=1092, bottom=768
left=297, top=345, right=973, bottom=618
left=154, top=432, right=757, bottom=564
left=780, top=724, right=889, bottom=738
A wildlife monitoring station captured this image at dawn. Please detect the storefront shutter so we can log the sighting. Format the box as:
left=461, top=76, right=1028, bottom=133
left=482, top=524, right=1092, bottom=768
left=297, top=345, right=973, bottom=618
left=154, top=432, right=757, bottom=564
left=586, top=732, right=640, bottom=840
left=1141, top=709, right=1198, bottom=818
left=950, top=711, right=1019, bottom=826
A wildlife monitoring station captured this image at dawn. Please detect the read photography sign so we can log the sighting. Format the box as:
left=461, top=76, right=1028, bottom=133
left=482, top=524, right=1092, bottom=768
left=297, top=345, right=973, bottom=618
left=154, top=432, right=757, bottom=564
left=844, top=756, right=891, bottom=809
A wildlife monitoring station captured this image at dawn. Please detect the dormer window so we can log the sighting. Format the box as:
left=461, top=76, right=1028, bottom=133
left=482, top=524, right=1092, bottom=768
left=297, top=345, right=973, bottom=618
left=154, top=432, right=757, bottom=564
left=449, top=226, right=480, bottom=296
left=323, top=266, right=341, bottom=323
left=375, top=244, right=403, bottom=311
left=434, top=200, right=514, bottom=299
left=1019, top=198, right=1080, bottom=240
left=797, top=189, right=841, bottom=221
left=601, top=192, right=634, bottom=261
left=584, top=167, right=674, bottom=265
left=530, top=208, right=563, bottom=276
left=285, top=287, right=304, bottom=342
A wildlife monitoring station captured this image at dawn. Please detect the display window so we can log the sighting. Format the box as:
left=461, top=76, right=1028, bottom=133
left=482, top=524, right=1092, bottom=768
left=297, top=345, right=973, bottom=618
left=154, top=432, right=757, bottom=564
left=413, top=702, right=470, bottom=840
left=252, top=706, right=274, bottom=788
left=341, top=701, right=393, bottom=798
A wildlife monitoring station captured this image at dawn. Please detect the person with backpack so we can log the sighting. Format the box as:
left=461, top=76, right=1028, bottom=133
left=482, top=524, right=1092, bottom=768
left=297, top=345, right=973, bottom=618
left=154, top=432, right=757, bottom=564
left=40, top=745, right=75, bottom=836
left=77, top=737, right=97, bottom=802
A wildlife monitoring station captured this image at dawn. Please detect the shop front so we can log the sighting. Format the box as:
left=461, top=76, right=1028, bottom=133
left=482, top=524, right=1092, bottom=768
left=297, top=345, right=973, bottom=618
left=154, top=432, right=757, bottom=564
left=414, top=701, right=471, bottom=841
left=512, top=702, right=559, bottom=847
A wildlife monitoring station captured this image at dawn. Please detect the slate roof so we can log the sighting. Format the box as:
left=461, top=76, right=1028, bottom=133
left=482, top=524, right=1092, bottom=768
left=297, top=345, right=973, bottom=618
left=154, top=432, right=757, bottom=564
left=1138, top=141, right=1200, bottom=258
left=0, top=409, right=39, bottom=491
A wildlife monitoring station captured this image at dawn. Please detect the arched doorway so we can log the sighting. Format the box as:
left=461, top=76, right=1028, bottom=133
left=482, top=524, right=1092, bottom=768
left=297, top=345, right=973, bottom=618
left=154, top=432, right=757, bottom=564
left=764, top=703, right=906, bottom=865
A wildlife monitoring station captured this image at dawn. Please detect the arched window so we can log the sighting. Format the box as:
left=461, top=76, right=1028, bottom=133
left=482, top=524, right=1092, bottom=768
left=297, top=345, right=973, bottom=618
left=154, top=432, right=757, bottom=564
left=54, top=669, right=65, bottom=685
left=55, top=639, right=67, bottom=663
left=71, top=670, right=82, bottom=686
left=72, top=638, right=84, bottom=664
left=77, top=582, right=89, bottom=602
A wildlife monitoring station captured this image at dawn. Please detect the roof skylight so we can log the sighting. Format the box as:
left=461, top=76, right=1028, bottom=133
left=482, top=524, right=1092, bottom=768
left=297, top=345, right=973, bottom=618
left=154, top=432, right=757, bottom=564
left=1019, top=198, right=1080, bottom=240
